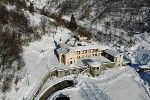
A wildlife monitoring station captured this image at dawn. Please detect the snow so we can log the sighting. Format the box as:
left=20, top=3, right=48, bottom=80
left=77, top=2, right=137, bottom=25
left=4, top=35, right=58, bottom=100
left=1, top=2, right=150, bottom=98
left=124, top=33, right=150, bottom=65
left=1, top=24, right=149, bottom=100
left=0, top=26, right=72, bottom=100
left=5, top=4, right=16, bottom=11
left=57, top=45, right=69, bottom=55
left=69, top=44, right=109, bottom=52
left=132, top=46, right=150, bottom=65
left=141, top=33, right=150, bottom=44
left=105, top=49, right=121, bottom=57
left=48, top=66, right=150, bottom=100
left=36, top=75, right=76, bottom=99
left=62, top=16, right=70, bottom=21
left=88, top=61, right=101, bottom=67
left=139, top=65, right=150, bottom=69
left=29, top=0, right=48, bottom=9
left=24, top=11, right=43, bottom=26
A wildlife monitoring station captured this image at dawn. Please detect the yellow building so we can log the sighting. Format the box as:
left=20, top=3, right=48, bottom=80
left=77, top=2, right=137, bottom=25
left=103, top=49, right=123, bottom=66
left=57, top=44, right=123, bottom=67
left=57, top=45, right=102, bottom=66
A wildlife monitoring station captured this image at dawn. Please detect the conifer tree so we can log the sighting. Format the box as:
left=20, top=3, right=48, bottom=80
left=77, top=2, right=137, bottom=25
left=29, top=2, right=34, bottom=13
left=69, top=14, right=77, bottom=30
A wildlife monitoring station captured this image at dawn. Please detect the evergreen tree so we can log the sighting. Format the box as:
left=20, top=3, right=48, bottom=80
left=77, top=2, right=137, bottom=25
left=69, top=14, right=77, bottom=30
left=0, top=4, right=9, bottom=24
left=104, top=21, right=110, bottom=34
left=29, top=2, right=34, bottom=13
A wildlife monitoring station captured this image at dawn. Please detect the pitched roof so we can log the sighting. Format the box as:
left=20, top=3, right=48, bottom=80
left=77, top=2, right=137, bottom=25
left=57, top=44, right=110, bottom=55
left=105, top=49, right=120, bottom=57
left=57, top=45, right=70, bottom=55
left=88, top=61, right=101, bottom=67
left=69, top=45, right=108, bottom=51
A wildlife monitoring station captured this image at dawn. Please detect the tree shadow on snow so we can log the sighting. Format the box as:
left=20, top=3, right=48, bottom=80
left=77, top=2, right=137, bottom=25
left=139, top=72, right=150, bottom=84
left=79, top=83, right=111, bottom=100
left=82, top=59, right=93, bottom=65
left=53, top=40, right=60, bottom=59
left=128, top=63, right=150, bottom=84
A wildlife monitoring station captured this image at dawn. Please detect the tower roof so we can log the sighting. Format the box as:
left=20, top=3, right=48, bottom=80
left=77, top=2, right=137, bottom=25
left=88, top=61, right=101, bottom=67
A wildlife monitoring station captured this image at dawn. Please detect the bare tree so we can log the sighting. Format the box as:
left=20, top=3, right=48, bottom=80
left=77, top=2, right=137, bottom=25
left=104, top=21, right=111, bottom=34
left=40, top=17, right=47, bottom=33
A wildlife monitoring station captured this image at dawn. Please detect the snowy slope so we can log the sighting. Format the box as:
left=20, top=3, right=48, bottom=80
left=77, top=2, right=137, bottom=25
left=0, top=27, right=72, bottom=100
left=50, top=66, right=150, bottom=100
left=132, top=46, right=150, bottom=65
left=1, top=0, right=150, bottom=99
left=24, top=11, right=43, bottom=26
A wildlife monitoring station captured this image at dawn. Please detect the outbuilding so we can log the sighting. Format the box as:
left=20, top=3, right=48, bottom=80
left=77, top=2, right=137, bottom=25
left=88, top=61, right=104, bottom=77
left=103, top=49, right=123, bottom=67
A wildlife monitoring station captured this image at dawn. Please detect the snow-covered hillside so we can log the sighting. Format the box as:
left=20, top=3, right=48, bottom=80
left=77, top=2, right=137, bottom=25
left=28, top=0, right=150, bottom=32
left=50, top=66, right=150, bottom=100
left=0, top=0, right=150, bottom=100
left=0, top=27, right=71, bottom=99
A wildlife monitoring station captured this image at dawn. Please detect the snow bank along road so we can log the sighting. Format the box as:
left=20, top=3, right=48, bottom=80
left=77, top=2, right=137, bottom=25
left=25, top=67, right=89, bottom=100
left=26, top=65, right=150, bottom=100
left=39, top=80, right=74, bottom=100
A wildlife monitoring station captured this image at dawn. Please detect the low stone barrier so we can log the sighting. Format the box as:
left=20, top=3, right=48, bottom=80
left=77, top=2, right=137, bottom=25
left=39, top=80, right=74, bottom=100
left=26, top=67, right=89, bottom=100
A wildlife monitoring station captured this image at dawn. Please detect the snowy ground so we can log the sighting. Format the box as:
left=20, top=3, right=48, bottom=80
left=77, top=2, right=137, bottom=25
left=0, top=8, right=149, bottom=99
left=24, top=11, right=43, bottom=26
left=0, top=27, right=72, bottom=100
left=50, top=66, right=150, bottom=100
left=1, top=26, right=149, bottom=100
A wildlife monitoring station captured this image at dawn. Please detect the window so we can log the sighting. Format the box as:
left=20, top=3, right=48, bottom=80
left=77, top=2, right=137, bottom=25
left=115, top=57, right=117, bottom=62
left=82, top=55, right=84, bottom=58
left=85, top=50, right=87, bottom=53
left=77, top=56, right=80, bottom=59
left=106, top=54, right=108, bottom=58
left=97, top=67, right=99, bottom=70
left=92, top=49, right=95, bottom=53
left=95, top=49, right=98, bottom=52
left=72, top=69, right=77, bottom=74
left=77, top=51, right=80, bottom=54
left=65, top=71, right=70, bottom=76
left=70, top=61, right=73, bottom=64
left=79, top=69, right=83, bottom=72
left=88, top=50, right=91, bottom=53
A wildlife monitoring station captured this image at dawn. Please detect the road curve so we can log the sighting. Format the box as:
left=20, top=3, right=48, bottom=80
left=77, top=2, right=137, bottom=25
left=39, top=80, right=74, bottom=100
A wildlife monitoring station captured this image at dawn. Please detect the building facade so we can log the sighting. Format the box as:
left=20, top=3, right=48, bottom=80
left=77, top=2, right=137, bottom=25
left=103, top=49, right=123, bottom=67
left=57, top=45, right=102, bottom=66
left=57, top=45, right=123, bottom=67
